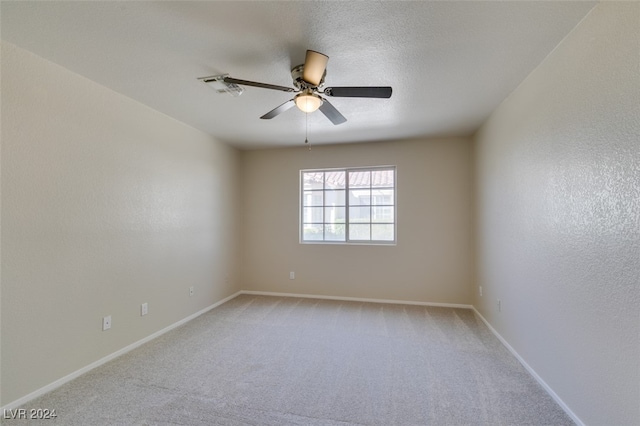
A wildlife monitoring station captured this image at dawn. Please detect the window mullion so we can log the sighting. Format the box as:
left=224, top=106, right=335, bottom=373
left=369, top=184, right=373, bottom=241
left=345, top=170, right=350, bottom=242
left=322, top=171, right=326, bottom=241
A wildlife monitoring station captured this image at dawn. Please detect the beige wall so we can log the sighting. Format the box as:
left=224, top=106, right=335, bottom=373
left=240, top=138, right=474, bottom=304
left=474, top=3, right=639, bottom=425
left=1, top=42, right=241, bottom=405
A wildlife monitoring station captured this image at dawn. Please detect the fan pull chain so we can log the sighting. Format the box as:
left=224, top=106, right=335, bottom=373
left=304, top=111, right=311, bottom=150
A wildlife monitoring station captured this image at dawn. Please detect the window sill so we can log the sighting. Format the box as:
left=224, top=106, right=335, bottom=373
left=299, top=241, right=397, bottom=246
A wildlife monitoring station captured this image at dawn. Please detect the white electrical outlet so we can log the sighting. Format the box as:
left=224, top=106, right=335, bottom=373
left=479, top=286, right=483, bottom=297
left=102, top=315, right=112, bottom=331
left=189, top=286, right=194, bottom=297
left=141, top=303, right=148, bottom=316
left=498, top=299, right=502, bottom=312
left=289, top=271, right=295, bottom=280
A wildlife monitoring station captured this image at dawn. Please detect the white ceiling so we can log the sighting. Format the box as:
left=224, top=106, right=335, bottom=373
left=1, top=1, right=596, bottom=150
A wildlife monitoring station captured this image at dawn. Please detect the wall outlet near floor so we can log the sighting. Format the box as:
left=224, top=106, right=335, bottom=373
left=102, top=315, right=112, bottom=331
left=141, top=303, right=148, bottom=316
left=479, top=286, right=483, bottom=297
left=189, top=286, right=194, bottom=297
left=497, top=299, right=502, bottom=312
left=289, top=271, right=295, bottom=280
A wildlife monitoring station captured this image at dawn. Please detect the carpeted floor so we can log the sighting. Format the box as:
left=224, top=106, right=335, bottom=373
left=5, top=295, right=574, bottom=425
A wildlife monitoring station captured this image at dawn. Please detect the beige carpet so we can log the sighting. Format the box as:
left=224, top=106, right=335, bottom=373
left=5, top=295, right=574, bottom=425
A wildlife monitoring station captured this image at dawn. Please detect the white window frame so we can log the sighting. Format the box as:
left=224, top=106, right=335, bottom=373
left=300, top=166, right=397, bottom=245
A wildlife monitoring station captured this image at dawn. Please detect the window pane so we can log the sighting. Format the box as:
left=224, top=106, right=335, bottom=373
left=324, top=224, right=345, bottom=241
left=349, top=189, right=370, bottom=206
left=303, top=224, right=323, bottom=240
left=349, top=206, right=370, bottom=223
left=303, top=172, right=324, bottom=190
left=302, top=207, right=323, bottom=223
left=372, top=224, right=394, bottom=241
left=303, top=191, right=323, bottom=206
left=324, top=171, right=345, bottom=189
left=372, top=189, right=394, bottom=205
left=325, top=190, right=345, bottom=206
left=325, top=206, right=345, bottom=223
left=372, top=169, right=394, bottom=188
left=372, top=206, right=394, bottom=222
left=349, top=224, right=370, bottom=240
left=348, top=170, right=370, bottom=188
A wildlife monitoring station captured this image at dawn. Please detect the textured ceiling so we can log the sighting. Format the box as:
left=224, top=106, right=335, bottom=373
left=1, top=1, right=596, bottom=149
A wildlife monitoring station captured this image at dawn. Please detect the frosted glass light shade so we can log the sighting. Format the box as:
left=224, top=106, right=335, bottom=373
left=295, top=93, right=322, bottom=113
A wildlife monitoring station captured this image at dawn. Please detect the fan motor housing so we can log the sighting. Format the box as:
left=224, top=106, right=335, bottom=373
left=291, top=64, right=325, bottom=90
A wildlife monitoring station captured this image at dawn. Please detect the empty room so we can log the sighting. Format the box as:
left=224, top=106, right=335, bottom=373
left=1, top=2, right=638, bottom=425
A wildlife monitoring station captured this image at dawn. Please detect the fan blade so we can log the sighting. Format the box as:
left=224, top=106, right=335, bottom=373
left=318, top=98, right=347, bottom=125
left=324, top=86, right=392, bottom=98
left=303, top=50, right=329, bottom=86
left=223, top=77, right=295, bottom=93
left=260, top=99, right=296, bottom=119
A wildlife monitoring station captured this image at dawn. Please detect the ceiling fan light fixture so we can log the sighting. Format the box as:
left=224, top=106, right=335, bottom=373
left=295, top=92, right=323, bottom=113
left=200, top=49, right=390, bottom=125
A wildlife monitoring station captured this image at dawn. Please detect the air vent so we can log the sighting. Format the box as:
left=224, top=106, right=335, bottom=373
left=199, top=74, right=244, bottom=97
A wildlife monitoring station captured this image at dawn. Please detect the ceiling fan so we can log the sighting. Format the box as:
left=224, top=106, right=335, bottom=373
left=199, top=50, right=392, bottom=125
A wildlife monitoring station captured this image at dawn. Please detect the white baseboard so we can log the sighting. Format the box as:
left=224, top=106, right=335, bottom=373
left=471, top=307, right=584, bottom=426
left=240, top=290, right=473, bottom=309
left=1, top=291, right=243, bottom=412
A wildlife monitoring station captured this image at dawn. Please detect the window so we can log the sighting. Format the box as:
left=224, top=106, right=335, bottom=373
left=301, top=166, right=396, bottom=244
